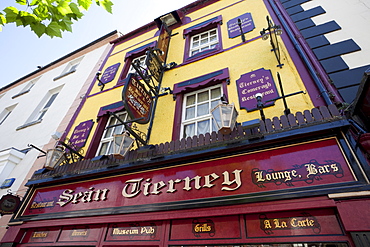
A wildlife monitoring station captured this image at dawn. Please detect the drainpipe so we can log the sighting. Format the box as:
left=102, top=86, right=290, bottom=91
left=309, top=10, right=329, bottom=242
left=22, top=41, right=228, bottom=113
left=268, top=0, right=343, bottom=106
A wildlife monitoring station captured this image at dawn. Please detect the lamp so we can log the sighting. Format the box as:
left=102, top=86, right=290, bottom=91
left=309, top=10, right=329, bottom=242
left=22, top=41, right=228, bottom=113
left=211, top=103, right=238, bottom=135
left=260, top=16, right=284, bottom=68
left=113, top=131, right=135, bottom=159
left=44, top=145, right=66, bottom=170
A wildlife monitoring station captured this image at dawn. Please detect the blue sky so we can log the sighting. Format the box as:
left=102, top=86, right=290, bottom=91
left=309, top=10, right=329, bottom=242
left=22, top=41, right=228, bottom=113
left=0, top=0, right=195, bottom=88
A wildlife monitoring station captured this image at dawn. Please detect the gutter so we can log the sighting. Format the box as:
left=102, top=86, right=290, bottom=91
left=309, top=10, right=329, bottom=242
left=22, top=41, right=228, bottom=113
left=268, top=0, right=343, bottom=106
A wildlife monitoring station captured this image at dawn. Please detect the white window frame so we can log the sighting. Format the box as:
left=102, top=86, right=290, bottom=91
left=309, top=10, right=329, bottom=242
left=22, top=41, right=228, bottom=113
left=0, top=105, right=16, bottom=125
left=128, top=54, right=147, bottom=74
left=181, top=85, right=222, bottom=139
left=34, top=92, right=59, bottom=121
left=96, top=112, right=129, bottom=156
left=189, top=28, right=219, bottom=57
left=64, top=57, right=83, bottom=74
left=12, top=77, right=40, bottom=98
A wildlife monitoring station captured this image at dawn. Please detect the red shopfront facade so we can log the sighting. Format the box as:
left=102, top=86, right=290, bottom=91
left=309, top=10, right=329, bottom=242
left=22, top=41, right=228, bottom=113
left=4, top=135, right=370, bottom=247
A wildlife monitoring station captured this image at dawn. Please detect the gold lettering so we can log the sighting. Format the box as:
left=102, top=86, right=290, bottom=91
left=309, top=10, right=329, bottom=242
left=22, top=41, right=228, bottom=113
left=32, top=232, right=48, bottom=238
left=264, top=220, right=271, bottom=229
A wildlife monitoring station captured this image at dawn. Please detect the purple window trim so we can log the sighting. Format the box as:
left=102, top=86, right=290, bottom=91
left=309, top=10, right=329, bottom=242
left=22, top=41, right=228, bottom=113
left=171, top=68, right=230, bottom=141
left=117, top=41, right=157, bottom=85
left=183, top=15, right=222, bottom=37
left=96, top=101, right=125, bottom=118
left=173, top=68, right=229, bottom=95
left=183, top=15, right=223, bottom=63
left=124, top=41, right=157, bottom=61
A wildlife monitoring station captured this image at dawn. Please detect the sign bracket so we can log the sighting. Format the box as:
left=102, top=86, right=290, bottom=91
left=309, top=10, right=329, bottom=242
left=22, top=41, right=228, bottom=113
left=108, top=112, right=147, bottom=146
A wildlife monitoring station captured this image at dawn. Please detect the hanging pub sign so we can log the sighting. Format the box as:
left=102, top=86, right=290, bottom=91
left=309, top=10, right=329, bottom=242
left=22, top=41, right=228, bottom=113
left=236, top=68, right=279, bottom=111
left=122, top=74, right=153, bottom=124
left=100, top=63, right=121, bottom=85
left=227, top=13, right=255, bottom=39
left=0, top=194, right=21, bottom=215
left=69, top=120, right=94, bottom=148
left=156, top=23, right=171, bottom=64
left=146, top=48, right=164, bottom=82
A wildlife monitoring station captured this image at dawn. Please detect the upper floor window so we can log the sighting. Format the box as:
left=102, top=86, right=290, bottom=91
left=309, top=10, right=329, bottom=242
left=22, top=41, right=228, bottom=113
left=35, top=92, right=59, bottom=121
left=0, top=104, right=16, bottom=125
left=182, top=85, right=222, bottom=138
left=183, top=15, right=223, bottom=63
left=127, top=54, right=147, bottom=74
left=96, top=112, right=128, bottom=156
left=16, top=85, right=63, bottom=130
left=54, top=57, right=83, bottom=81
left=64, top=58, right=82, bottom=73
left=118, top=41, right=157, bottom=84
left=189, top=28, right=218, bottom=57
left=12, top=77, right=39, bottom=99
left=172, top=68, right=230, bottom=140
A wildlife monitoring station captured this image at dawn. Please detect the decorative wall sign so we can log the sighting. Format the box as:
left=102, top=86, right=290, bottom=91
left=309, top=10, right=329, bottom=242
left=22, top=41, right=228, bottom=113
left=246, top=208, right=343, bottom=237
left=227, top=13, right=255, bottom=39
left=0, top=178, right=15, bottom=189
left=107, top=222, right=160, bottom=241
left=259, top=212, right=321, bottom=234
left=0, top=194, right=21, bottom=215
left=58, top=225, right=102, bottom=242
left=122, top=74, right=153, bottom=124
left=236, top=68, right=279, bottom=111
left=100, top=63, right=120, bottom=84
left=21, top=227, right=60, bottom=243
left=69, top=120, right=94, bottom=148
left=192, top=219, right=216, bottom=237
left=21, top=138, right=356, bottom=218
left=171, top=216, right=240, bottom=240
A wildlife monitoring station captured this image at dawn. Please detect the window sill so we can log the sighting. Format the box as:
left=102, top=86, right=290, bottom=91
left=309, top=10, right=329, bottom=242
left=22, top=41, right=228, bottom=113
left=16, top=119, right=42, bottom=130
left=183, top=48, right=223, bottom=66
left=12, top=90, right=31, bottom=99
left=53, top=69, right=76, bottom=81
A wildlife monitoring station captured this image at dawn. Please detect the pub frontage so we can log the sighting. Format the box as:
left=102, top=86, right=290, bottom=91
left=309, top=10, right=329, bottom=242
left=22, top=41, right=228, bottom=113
left=3, top=104, right=370, bottom=247
left=2, top=0, right=370, bottom=246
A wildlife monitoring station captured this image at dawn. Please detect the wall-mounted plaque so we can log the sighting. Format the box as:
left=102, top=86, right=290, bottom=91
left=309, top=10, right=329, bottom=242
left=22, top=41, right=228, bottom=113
left=69, top=120, right=94, bottom=148
left=100, top=63, right=120, bottom=84
left=227, top=13, right=255, bottom=39
left=236, top=68, right=279, bottom=111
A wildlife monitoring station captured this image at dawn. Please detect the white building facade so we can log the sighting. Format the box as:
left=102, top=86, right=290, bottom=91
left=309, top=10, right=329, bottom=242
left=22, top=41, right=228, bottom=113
left=0, top=31, right=118, bottom=238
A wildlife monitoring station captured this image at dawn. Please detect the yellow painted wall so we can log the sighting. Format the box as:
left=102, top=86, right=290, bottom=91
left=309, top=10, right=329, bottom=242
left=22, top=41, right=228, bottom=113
left=66, top=0, right=315, bottom=155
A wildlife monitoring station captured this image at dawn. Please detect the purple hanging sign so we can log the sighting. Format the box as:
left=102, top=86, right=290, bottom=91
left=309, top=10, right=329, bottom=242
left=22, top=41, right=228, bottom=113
left=101, top=63, right=121, bottom=84
left=236, top=68, right=279, bottom=112
left=70, top=120, right=94, bottom=148
left=227, top=13, right=255, bottom=39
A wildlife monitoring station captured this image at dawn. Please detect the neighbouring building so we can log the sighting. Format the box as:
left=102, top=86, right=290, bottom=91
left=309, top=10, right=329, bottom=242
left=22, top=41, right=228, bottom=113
left=0, top=31, right=118, bottom=239
left=1, top=0, right=369, bottom=247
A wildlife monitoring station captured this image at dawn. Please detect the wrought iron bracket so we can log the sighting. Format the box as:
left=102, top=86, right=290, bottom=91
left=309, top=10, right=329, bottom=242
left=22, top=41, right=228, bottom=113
left=108, top=112, right=148, bottom=146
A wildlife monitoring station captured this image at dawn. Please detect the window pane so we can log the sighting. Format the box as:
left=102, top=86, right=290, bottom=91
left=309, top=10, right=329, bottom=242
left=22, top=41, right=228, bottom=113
left=211, top=100, right=219, bottom=110
left=198, top=91, right=209, bottom=102
left=184, top=123, right=195, bottom=138
left=191, top=50, right=199, bottom=56
left=186, top=95, right=196, bottom=106
left=185, top=106, right=195, bottom=120
left=197, top=119, right=210, bottom=135
left=44, top=93, right=58, bottom=109
left=98, top=142, right=109, bottom=156
left=211, top=87, right=221, bottom=99
left=197, top=103, right=209, bottom=117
